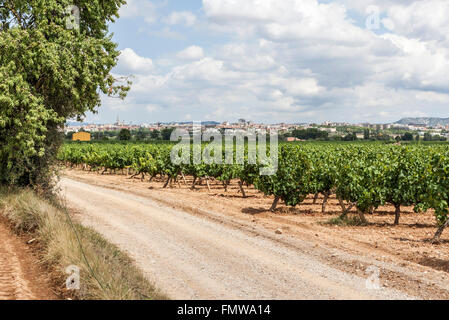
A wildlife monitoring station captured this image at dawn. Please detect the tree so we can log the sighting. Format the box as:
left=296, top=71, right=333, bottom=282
left=66, top=131, right=75, bottom=140
left=0, top=0, right=129, bottom=187
left=255, top=145, right=311, bottom=212
left=118, top=129, right=132, bottom=141
left=363, top=129, right=370, bottom=140
left=432, top=135, right=447, bottom=142
left=402, top=132, right=414, bottom=141
left=343, top=133, right=357, bottom=141
left=424, top=133, right=432, bottom=141
left=161, top=128, right=175, bottom=141
left=150, top=129, right=161, bottom=140
left=331, top=135, right=342, bottom=141
left=135, top=128, right=148, bottom=141
left=383, top=149, right=426, bottom=225
left=291, top=128, right=328, bottom=140
left=375, top=133, right=392, bottom=141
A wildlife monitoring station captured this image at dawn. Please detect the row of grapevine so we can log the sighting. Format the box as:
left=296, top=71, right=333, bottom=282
left=58, top=142, right=449, bottom=240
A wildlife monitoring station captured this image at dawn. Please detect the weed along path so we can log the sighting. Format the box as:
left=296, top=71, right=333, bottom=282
left=0, top=221, right=55, bottom=300
left=58, top=177, right=421, bottom=300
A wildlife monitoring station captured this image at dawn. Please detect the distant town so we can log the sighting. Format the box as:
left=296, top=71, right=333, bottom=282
left=65, top=117, right=449, bottom=142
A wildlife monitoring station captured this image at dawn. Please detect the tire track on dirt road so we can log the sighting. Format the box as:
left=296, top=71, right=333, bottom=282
left=59, top=177, right=415, bottom=300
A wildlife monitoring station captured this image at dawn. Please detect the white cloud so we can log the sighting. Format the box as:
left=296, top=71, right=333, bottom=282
left=117, top=48, right=154, bottom=74
left=97, top=0, right=449, bottom=124
left=387, top=0, right=449, bottom=43
left=164, top=11, right=197, bottom=26
left=380, top=34, right=449, bottom=92
left=282, top=78, right=323, bottom=96
left=171, top=57, right=240, bottom=82
left=176, top=46, right=205, bottom=60
left=216, top=43, right=276, bottom=71
left=415, top=91, right=449, bottom=103
left=119, top=0, right=157, bottom=24
left=203, top=0, right=368, bottom=44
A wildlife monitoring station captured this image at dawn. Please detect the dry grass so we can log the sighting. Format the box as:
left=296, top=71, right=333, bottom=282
left=0, top=187, right=167, bottom=300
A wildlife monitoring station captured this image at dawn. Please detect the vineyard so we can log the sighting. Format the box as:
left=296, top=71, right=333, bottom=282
left=58, top=142, right=449, bottom=240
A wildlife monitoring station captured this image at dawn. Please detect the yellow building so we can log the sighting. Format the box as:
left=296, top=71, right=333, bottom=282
left=72, top=131, right=91, bottom=142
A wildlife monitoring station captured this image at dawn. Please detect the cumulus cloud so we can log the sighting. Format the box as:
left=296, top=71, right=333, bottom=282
left=117, top=48, right=153, bottom=74
left=387, top=0, right=449, bottom=43
left=96, top=0, right=449, bottom=124
left=176, top=46, right=205, bottom=60
left=203, top=0, right=367, bottom=44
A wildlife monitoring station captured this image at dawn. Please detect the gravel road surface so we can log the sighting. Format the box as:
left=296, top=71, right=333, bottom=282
left=59, top=177, right=414, bottom=300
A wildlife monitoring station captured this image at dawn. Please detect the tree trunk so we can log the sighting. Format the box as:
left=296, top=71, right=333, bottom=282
left=129, top=172, right=140, bottom=179
left=338, top=196, right=347, bottom=216
left=238, top=180, right=247, bottom=198
left=222, top=181, right=228, bottom=192
left=163, top=176, right=171, bottom=188
left=357, top=209, right=367, bottom=224
left=433, top=219, right=449, bottom=242
left=191, top=176, right=197, bottom=190
left=338, top=197, right=356, bottom=219
left=322, top=191, right=330, bottom=213
left=394, top=204, right=400, bottom=225
left=270, top=197, right=280, bottom=212
left=313, top=193, right=319, bottom=204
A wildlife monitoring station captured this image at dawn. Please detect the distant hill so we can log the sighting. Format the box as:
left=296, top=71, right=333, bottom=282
left=395, top=118, right=449, bottom=126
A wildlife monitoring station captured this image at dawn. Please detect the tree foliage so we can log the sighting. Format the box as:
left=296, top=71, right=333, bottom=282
left=118, top=128, right=131, bottom=141
left=290, top=128, right=328, bottom=140
left=0, top=0, right=129, bottom=186
left=59, top=141, right=449, bottom=238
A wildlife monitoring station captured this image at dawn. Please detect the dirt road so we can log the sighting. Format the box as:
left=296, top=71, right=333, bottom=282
left=0, top=221, right=55, bottom=300
left=59, top=177, right=418, bottom=300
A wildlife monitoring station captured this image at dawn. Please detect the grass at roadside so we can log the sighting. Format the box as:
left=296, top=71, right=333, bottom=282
left=0, top=187, right=167, bottom=300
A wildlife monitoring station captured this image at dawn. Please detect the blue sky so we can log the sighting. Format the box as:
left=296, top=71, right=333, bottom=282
left=82, top=0, right=449, bottom=124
